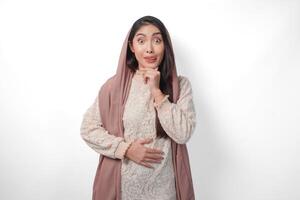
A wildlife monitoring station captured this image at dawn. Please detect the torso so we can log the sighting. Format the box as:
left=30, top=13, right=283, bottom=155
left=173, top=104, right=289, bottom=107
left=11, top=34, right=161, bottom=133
left=121, top=72, right=176, bottom=200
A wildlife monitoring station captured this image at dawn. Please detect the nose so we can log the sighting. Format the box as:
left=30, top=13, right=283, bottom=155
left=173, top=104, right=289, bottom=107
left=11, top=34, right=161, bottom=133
left=146, top=49, right=153, bottom=53
left=146, top=43, right=154, bottom=54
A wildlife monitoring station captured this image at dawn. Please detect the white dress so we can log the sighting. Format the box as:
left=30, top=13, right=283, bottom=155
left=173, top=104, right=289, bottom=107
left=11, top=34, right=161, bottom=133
left=80, top=72, right=196, bottom=200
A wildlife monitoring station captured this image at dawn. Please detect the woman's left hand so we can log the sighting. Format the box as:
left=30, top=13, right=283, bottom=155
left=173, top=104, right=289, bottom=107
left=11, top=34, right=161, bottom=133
left=137, top=67, right=161, bottom=95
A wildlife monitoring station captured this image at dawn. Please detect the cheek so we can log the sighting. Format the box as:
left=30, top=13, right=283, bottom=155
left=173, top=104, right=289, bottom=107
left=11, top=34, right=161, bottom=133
left=157, top=45, right=165, bottom=57
left=133, top=48, right=145, bottom=64
left=133, top=45, right=144, bottom=57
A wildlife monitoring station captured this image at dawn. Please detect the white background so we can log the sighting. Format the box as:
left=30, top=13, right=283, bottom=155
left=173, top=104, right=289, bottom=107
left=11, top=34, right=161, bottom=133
left=1, top=0, right=299, bottom=199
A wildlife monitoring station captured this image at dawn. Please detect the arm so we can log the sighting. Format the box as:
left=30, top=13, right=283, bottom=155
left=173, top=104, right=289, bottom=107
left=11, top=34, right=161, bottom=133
left=153, top=76, right=196, bottom=144
left=80, top=95, right=132, bottom=159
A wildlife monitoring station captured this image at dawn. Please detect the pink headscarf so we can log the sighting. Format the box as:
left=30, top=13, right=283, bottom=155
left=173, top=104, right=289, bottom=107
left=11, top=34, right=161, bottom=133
left=93, top=27, right=195, bottom=200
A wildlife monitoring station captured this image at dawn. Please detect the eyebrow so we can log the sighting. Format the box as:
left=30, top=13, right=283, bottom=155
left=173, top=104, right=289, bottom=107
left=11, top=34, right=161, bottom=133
left=135, top=32, right=162, bottom=37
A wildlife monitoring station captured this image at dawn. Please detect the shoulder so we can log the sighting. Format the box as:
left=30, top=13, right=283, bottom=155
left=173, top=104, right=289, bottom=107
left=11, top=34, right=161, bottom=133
left=176, top=75, right=194, bottom=104
left=177, top=75, right=194, bottom=101
left=98, top=75, right=116, bottom=95
left=178, top=75, right=193, bottom=91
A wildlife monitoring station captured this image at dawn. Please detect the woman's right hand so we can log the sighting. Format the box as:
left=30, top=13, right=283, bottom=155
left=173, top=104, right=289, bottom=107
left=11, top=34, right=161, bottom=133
left=125, top=138, right=165, bottom=169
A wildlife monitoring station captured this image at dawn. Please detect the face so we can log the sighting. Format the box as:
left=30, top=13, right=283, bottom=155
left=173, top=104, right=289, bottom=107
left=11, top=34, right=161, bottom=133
left=129, top=24, right=165, bottom=70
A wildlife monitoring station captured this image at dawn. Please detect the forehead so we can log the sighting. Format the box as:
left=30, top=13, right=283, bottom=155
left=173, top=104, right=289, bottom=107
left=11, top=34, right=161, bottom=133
left=134, top=24, right=162, bottom=37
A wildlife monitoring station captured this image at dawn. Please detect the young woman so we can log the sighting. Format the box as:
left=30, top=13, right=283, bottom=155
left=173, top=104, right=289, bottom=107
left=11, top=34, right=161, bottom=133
left=80, top=15, right=196, bottom=200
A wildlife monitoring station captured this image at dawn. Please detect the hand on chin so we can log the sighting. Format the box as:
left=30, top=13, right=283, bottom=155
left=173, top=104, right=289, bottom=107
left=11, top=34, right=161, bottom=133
left=139, top=64, right=158, bottom=71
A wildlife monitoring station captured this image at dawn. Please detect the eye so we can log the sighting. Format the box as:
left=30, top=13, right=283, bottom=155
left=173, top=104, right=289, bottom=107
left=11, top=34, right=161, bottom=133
left=137, top=38, right=144, bottom=44
left=154, top=38, right=162, bottom=44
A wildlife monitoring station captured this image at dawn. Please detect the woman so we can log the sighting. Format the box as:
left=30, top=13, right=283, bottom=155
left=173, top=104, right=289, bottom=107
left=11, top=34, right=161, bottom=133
left=80, top=15, right=196, bottom=200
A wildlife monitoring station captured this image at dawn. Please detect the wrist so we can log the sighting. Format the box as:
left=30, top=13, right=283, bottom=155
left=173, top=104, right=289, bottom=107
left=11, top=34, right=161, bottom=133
left=115, top=141, right=133, bottom=159
left=153, top=90, right=166, bottom=106
left=124, top=142, right=133, bottom=158
left=152, top=88, right=163, bottom=98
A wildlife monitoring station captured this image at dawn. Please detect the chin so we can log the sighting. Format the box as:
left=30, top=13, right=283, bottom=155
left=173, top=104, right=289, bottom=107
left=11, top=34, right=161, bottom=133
left=143, top=63, right=159, bottom=69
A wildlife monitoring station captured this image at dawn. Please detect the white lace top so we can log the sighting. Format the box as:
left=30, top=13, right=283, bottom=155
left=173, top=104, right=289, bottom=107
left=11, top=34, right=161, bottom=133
left=80, top=72, right=196, bottom=200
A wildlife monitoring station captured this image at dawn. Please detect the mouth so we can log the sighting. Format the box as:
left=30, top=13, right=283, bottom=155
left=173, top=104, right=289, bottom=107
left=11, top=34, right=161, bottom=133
left=144, top=56, right=157, bottom=63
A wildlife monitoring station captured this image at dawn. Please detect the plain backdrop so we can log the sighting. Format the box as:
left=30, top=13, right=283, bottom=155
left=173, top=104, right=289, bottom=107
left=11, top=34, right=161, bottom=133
left=0, top=0, right=299, bottom=199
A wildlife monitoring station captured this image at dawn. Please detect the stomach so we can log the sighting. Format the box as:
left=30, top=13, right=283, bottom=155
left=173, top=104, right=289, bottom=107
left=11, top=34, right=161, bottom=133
left=121, top=137, right=176, bottom=199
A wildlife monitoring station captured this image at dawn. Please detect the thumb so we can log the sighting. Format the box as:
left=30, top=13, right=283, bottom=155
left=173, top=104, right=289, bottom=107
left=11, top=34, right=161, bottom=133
left=140, top=138, right=153, bottom=145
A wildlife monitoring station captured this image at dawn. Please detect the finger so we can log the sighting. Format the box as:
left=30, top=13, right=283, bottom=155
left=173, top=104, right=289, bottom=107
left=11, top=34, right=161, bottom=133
left=138, top=68, right=157, bottom=73
left=137, top=68, right=148, bottom=74
left=136, top=70, right=145, bottom=75
left=144, top=69, right=157, bottom=74
left=140, top=71, right=150, bottom=84
left=144, top=157, right=162, bottom=163
left=146, top=147, right=164, bottom=154
left=140, top=161, right=154, bottom=169
left=139, top=138, right=152, bottom=144
left=140, top=138, right=153, bottom=145
left=137, top=68, right=147, bottom=71
left=143, top=72, right=155, bottom=84
left=143, top=70, right=159, bottom=80
left=137, top=67, right=152, bottom=71
left=138, top=68, right=156, bottom=77
left=143, top=75, right=149, bottom=84
left=145, top=153, right=164, bottom=160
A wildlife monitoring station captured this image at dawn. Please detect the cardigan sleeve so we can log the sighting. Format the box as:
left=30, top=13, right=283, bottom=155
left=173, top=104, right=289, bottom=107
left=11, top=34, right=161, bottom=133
left=80, top=95, right=132, bottom=159
left=154, top=75, right=196, bottom=144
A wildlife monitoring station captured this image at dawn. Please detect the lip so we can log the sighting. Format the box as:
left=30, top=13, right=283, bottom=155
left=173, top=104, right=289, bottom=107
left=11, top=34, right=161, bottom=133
left=144, top=56, right=157, bottom=63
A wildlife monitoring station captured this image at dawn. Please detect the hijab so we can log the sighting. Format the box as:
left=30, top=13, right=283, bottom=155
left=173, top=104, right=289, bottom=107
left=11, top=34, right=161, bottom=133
left=93, top=27, right=195, bottom=200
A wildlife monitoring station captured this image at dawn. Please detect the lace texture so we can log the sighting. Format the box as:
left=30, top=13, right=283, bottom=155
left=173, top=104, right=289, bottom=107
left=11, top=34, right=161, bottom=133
left=80, top=73, right=196, bottom=200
